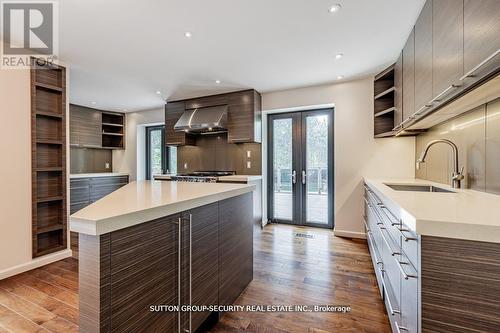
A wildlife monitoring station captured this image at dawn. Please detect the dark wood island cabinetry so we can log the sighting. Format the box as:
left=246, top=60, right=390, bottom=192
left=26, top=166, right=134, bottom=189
left=71, top=182, right=255, bottom=333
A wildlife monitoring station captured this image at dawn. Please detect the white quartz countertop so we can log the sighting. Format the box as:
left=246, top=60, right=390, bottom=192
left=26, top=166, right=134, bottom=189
left=364, top=178, right=500, bottom=243
left=153, top=175, right=262, bottom=182
left=70, top=180, right=255, bottom=236
left=70, top=172, right=129, bottom=179
left=217, top=175, right=262, bottom=182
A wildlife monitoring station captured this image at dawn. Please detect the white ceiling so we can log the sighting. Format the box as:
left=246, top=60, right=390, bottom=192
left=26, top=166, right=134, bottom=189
left=60, top=0, right=426, bottom=112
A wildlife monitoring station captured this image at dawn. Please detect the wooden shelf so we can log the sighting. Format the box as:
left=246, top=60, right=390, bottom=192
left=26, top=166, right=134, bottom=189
left=36, top=244, right=66, bottom=257
left=37, top=196, right=64, bottom=203
left=374, top=107, right=396, bottom=117
left=102, top=132, right=123, bottom=136
left=374, top=65, right=395, bottom=81
left=37, top=224, right=63, bottom=234
left=374, top=131, right=395, bottom=138
left=35, top=81, right=63, bottom=92
left=374, top=87, right=395, bottom=100
left=36, top=167, right=62, bottom=172
left=102, top=122, right=123, bottom=127
left=36, top=139, right=63, bottom=145
left=36, top=111, right=63, bottom=119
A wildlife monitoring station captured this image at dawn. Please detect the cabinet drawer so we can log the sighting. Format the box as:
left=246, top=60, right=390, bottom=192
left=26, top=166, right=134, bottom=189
left=400, top=225, right=419, bottom=269
left=400, top=258, right=419, bottom=333
left=383, top=276, right=401, bottom=333
left=70, top=186, right=90, bottom=205
left=90, top=184, right=124, bottom=201
left=90, top=176, right=129, bottom=186
left=70, top=178, right=90, bottom=188
left=367, top=229, right=384, bottom=298
left=70, top=201, right=90, bottom=214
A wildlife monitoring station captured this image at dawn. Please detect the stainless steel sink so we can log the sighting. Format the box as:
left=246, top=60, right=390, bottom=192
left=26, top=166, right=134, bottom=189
left=384, top=183, right=455, bottom=193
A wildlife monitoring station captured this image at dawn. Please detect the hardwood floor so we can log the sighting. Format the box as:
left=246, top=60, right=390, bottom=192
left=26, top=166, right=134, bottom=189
left=0, top=224, right=390, bottom=332
left=210, top=224, right=390, bottom=333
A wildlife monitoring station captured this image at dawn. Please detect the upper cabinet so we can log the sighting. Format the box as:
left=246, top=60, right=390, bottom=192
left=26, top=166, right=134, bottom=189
left=402, top=28, right=415, bottom=122
left=393, top=53, right=403, bottom=128
left=70, top=105, right=102, bottom=147
left=463, top=0, right=500, bottom=75
left=414, top=0, right=433, bottom=115
left=432, top=0, right=463, bottom=96
left=165, top=101, right=195, bottom=146
left=377, top=0, right=500, bottom=137
left=227, top=90, right=262, bottom=144
left=165, top=89, right=262, bottom=145
left=70, top=105, right=125, bottom=149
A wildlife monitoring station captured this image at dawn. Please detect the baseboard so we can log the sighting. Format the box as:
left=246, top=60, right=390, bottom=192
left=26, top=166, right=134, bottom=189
left=0, top=249, right=73, bottom=280
left=333, top=229, right=366, bottom=239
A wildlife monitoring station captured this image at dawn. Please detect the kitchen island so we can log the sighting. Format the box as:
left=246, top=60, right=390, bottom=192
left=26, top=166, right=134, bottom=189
left=70, top=180, right=255, bottom=333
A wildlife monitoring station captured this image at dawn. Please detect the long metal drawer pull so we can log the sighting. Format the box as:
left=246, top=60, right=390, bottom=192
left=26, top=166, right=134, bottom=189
left=398, top=227, right=418, bottom=242
left=377, top=223, right=401, bottom=256
left=460, top=48, right=500, bottom=81
left=367, top=233, right=383, bottom=265
left=429, top=84, right=461, bottom=104
left=384, top=288, right=400, bottom=316
left=177, top=218, right=182, bottom=333
left=395, top=321, right=409, bottom=332
left=188, top=214, right=192, bottom=333
left=395, top=258, right=418, bottom=280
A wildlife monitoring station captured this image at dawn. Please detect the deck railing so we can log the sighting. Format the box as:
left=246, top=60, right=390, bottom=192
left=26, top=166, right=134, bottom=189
left=274, top=168, right=328, bottom=194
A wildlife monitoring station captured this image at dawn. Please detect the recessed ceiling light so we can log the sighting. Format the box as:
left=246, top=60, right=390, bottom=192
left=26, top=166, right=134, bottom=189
left=329, top=4, right=342, bottom=13
left=90, top=101, right=96, bottom=105
left=156, top=90, right=161, bottom=95
left=215, top=80, right=221, bottom=84
left=184, top=32, right=192, bottom=38
left=337, top=75, right=344, bottom=80
left=335, top=53, right=343, bottom=59
left=122, top=108, right=128, bottom=112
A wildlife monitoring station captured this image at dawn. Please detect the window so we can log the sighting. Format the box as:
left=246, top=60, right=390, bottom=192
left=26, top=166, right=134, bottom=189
left=145, top=125, right=178, bottom=179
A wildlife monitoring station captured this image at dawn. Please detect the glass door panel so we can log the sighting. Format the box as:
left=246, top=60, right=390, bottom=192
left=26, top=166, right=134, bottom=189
left=304, top=114, right=329, bottom=224
left=272, top=118, right=294, bottom=221
left=268, top=109, right=333, bottom=228
left=146, top=126, right=165, bottom=180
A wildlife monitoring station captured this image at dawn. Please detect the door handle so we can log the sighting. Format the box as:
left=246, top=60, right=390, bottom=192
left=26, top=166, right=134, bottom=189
left=292, top=170, right=297, bottom=184
left=301, top=170, right=306, bottom=185
left=176, top=218, right=181, bottom=333
left=188, top=214, right=192, bottom=333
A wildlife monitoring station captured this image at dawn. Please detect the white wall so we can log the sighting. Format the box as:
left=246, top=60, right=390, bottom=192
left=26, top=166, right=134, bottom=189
left=262, top=78, right=415, bottom=238
left=0, top=67, right=71, bottom=279
left=112, top=108, right=164, bottom=180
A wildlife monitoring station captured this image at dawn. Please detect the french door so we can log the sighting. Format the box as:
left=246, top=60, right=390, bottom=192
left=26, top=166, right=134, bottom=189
left=268, top=109, right=333, bottom=228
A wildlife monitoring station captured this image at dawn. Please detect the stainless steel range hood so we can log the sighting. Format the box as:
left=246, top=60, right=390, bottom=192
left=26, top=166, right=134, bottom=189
left=174, top=105, right=228, bottom=133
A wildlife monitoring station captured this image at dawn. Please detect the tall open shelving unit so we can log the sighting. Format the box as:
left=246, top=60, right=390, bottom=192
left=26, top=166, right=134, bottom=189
left=31, top=60, right=67, bottom=257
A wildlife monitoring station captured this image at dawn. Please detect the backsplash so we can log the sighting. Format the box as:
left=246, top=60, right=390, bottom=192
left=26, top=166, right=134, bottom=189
left=177, top=133, right=261, bottom=175
left=70, top=147, right=113, bottom=174
left=415, top=97, right=500, bottom=194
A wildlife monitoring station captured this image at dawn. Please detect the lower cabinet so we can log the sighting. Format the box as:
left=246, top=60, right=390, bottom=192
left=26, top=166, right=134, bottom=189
left=364, top=183, right=420, bottom=333
left=182, top=203, right=219, bottom=332
left=218, top=193, right=253, bottom=305
left=79, top=193, right=254, bottom=332
left=70, top=175, right=129, bottom=214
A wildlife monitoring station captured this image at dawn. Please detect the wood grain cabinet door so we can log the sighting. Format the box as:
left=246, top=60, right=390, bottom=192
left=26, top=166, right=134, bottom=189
left=165, top=101, right=194, bottom=146
left=432, top=0, right=463, bottom=97
left=414, top=0, right=433, bottom=113
left=394, top=52, right=403, bottom=127
left=402, top=29, right=415, bottom=122
left=218, top=193, right=253, bottom=305
left=69, top=105, right=101, bottom=147
left=464, top=0, right=500, bottom=74
left=227, top=90, right=258, bottom=143
left=108, top=214, right=180, bottom=332
left=183, top=203, right=219, bottom=332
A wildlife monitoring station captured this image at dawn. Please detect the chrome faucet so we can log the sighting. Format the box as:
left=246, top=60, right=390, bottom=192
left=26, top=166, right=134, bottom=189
left=416, top=139, right=464, bottom=189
